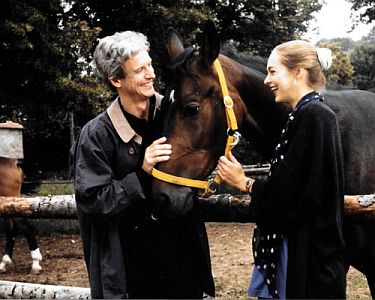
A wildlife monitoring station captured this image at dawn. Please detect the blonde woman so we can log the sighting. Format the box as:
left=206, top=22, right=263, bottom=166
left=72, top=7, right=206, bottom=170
left=218, top=41, right=346, bottom=299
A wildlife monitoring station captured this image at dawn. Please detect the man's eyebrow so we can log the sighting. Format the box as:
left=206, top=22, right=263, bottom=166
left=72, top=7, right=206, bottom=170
left=132, top=60, right=152, bottom=70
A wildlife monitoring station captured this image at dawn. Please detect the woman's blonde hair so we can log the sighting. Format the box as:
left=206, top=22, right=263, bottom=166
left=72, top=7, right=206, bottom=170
left=274, top=40, right=330, bottom=90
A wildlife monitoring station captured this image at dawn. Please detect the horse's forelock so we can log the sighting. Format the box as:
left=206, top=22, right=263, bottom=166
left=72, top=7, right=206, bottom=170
left=167, top=47, right=197, bottom=76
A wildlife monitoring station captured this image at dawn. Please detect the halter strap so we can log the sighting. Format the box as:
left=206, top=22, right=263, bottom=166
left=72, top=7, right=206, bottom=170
left=151, top=58, right=239, bottom=197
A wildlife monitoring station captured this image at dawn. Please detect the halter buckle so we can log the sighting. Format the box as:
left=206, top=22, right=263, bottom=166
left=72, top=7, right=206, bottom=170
left=231, top=131, right=241, bottom=148
left=199, top=179, right=219, bottom=198
left=224, top=96, right=233, bottom=108
left=226, top=129, right=241, bottom=147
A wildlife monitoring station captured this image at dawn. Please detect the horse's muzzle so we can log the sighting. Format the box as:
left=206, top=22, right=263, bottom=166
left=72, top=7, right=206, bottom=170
left=152, top=183, right=194, bottom=219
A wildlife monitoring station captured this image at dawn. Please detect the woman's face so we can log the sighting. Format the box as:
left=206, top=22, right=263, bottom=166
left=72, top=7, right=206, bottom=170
left=264, top=50, right=299, bottom=107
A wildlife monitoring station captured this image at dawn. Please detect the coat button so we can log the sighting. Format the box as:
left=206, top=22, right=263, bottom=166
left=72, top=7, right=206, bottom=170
left=128, top=147, right=135, bottom=155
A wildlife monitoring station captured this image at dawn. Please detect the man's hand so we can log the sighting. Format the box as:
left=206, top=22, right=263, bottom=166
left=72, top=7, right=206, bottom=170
left=142, top=137, right=172, bottom=174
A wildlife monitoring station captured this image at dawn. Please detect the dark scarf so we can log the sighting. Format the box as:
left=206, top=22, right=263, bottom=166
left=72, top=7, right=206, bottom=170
left=252, top=91, right=323, bottom=298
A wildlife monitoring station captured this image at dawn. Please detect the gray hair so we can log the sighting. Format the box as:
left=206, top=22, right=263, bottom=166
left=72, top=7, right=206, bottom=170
left=93, top=31, right=150, bottom=85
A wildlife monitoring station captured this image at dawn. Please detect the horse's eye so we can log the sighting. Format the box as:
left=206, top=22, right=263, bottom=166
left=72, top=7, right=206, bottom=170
left=183, top=103, right=200, bottom=117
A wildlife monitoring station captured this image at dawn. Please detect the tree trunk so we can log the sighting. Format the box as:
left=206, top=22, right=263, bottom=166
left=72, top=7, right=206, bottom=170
left=69, top=111, right=75, bottom=147
left=0, top=280, right=90, bottom=299
left=0, top=195, right=77, bottom=218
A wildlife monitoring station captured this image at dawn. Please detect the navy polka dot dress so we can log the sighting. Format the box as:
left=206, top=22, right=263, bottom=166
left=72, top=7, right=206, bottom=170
left=252, top=92, right=323, bottom=298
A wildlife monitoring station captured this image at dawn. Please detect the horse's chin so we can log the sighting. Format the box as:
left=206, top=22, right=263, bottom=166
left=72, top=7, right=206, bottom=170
left=153, top=185, right=194, bottom=220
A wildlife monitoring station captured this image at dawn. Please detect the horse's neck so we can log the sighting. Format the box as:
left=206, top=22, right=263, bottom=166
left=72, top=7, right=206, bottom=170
left=232, top=64, right=289, bottom=159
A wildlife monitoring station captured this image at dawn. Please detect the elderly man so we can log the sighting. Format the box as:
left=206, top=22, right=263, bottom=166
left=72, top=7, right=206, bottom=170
left=71, top=31, right=215, bottom=299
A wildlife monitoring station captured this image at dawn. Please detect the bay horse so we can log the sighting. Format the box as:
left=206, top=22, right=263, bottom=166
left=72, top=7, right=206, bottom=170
left=0, top=157, right=43, bottom=274
left=152, top=22, right=375, bottom=296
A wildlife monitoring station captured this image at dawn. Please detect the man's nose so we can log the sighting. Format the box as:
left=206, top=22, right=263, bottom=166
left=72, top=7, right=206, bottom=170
left=145, top=66, right=155, bottom=78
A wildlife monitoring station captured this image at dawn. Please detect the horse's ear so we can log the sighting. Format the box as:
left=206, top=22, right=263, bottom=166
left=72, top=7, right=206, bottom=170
left=167, top=27, right=184, bottom=59
left=198, top=20, right=220, bottom=69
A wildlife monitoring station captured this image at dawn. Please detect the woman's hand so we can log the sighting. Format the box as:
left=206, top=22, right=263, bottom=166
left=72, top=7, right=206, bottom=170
left=142, top=137, right=172, bottom=174
left=217, top=151, right=248, bottom=192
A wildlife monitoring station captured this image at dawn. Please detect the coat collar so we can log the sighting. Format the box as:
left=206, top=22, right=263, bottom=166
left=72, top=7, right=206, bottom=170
left=107, top=92, right=163, bottom=144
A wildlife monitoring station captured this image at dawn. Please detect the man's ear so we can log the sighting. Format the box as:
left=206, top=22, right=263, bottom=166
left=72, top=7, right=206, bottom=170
left=109, top=77, right=121, bottom=88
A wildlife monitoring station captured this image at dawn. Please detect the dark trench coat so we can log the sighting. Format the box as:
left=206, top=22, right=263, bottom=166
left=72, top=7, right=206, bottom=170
left=72, top=95, right=215, bottom=298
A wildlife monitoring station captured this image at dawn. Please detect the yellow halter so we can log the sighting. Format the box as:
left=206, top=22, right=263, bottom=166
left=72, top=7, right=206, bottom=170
left=151, top=58, right=239, bottom=197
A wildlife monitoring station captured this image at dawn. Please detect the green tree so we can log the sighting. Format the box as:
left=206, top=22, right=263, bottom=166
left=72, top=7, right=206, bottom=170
left=0, top=0, right=105, bottom=174
left=318, top=42, right=354, bottom=86
left=208, top=0, right=322, bottom=56
left=67, top=0, right=322, bottom=75
left=350, top=26, right=375, bottom=90
left=361, top=25, right=375, bottom=45
left=317, top=37, right=358, bottom=52
left=347, top=0, right=375, bottom=23
left=1, top=0, right=323, bottom=174
left=350, top=42, right=375, bottom=90
left=66, top=0, right=213, bottom=90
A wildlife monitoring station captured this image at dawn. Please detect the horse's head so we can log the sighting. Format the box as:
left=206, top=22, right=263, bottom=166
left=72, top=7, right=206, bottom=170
left=152, top=22, right=246, bottom=218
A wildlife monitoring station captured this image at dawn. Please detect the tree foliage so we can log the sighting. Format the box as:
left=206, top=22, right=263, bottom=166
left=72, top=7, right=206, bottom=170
left=0, top=0, right=106, bottom=174
left=347, top=0, right=375, bottom=23
left=1, top=0, right=323, bottom=174
left=348, top=26, right=375, bottom=90
left=318, top=42, right=354, bottom=86
left=351, top=43, right=375, bottom=90
left=67, top=0, right=322, bottom=79
left=203, top=0, right=322, bottom=56
left=317, top=37, right=358, bottom=52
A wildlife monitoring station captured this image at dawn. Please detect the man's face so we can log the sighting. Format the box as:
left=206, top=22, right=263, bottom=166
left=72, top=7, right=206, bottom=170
left=118, top=49, right=156, bottom=100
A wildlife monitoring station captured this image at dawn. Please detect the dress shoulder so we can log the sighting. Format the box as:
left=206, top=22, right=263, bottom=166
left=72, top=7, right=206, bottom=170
left=299, top=100, right=337, bottom=122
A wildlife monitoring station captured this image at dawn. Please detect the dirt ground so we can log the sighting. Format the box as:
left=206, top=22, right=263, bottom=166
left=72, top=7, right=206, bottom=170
left=0, top=223, right=372, bottom=299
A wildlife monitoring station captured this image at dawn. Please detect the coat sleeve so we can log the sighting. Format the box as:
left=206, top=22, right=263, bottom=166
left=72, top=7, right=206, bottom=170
left=251, top=103, right=344, bottom=230
left=73, top=120, right=146, bottom=223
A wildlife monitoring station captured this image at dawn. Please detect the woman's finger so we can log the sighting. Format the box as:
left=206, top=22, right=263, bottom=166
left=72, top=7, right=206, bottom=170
left=228, top=151, right=239, bottom=164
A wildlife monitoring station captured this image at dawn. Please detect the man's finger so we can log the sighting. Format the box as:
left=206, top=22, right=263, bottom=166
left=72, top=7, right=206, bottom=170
left=154, top=144, right=172, bottom=150
left=156, top=155, right=171, bottom=162
left=153, top=136, right=167, bottom=145
left=154, top=149, right=172, bottom=156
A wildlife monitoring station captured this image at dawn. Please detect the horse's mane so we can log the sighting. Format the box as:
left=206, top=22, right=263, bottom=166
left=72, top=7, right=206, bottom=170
left=221, top=46, right=357, bottom=91
left=221, top=45, right=267, bottom=75
left=166, top=45, right=268, bottom=79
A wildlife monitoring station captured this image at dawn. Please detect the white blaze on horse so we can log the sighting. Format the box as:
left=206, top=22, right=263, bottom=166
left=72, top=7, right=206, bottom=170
left=0, top=121, right=42, bottom=274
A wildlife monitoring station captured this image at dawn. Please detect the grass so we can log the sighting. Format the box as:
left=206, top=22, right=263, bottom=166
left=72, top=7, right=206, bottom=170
left=29, top=182, right=74, bottom=196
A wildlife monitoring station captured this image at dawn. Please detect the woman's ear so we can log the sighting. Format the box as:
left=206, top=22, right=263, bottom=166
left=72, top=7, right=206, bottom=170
left=295, top=68, right=307, bottom=81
